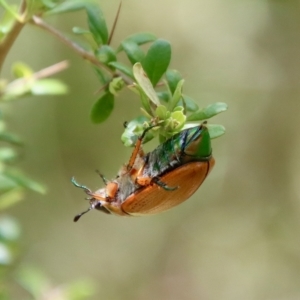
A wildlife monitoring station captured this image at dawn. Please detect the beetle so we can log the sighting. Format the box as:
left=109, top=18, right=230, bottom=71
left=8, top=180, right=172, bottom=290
left=72, top=122, right=215, bottom=221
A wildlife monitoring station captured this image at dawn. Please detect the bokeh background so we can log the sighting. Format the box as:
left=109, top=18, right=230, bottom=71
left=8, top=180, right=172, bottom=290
left=3, top=0, right=300, bottom=299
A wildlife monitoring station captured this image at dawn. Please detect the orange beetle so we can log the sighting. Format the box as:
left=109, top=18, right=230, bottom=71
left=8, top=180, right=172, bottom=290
left=72, top=122, right=214, bottom=221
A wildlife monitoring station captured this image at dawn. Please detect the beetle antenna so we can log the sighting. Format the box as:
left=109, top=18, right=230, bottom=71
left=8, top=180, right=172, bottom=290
left=73, top=207, right=93, bottom=222
left=71, top=177, right=92, bottom=195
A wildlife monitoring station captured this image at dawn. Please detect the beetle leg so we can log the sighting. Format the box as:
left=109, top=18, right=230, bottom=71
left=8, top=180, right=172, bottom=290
left=71, top=177, right=92, bottom=195
left=152, top=177, right=178, bottom=191
left=135, top=175, right=178, bottom=191
left=136, top=176, right=152, bottom=186
left=95, top=170, right=109, bottom=185
left=105, top=181, right=118, bottom=200
left=127, top=125, right=156, bottom=171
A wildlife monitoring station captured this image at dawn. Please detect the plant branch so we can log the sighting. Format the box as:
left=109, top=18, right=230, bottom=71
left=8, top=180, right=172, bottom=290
left=30, top=60, right=69, bottom=80
left=31, top=16, right=112, bottom=72
left=0, top=0, right=27, bottom=73
left=31, top=15, right=133, bottom=86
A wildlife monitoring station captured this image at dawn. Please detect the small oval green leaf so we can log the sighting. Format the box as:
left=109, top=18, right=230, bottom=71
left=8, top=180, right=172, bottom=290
left=133, top=63, right=160, bottom=107
left=180, top=95, right=199, bottom=112
left=166, top=69, right=182, bottom=95
left=12, top=62, right=33, bottom=78
left=86, top=4, right=108, bottom=45
left=31, top=79, right=68, bottom=95
left=45, top=0, right=87, bottom=15
left=72, top=26, right=90, bottom=35
left=169, top=79, right=184, bottom=111
left=187, top=102, right=228, bottom=121
left=142, top=39, right=171, bottom=86
left=121, top=41, right=145, bottom=65
left=108, top=61, right=134, bottom=79
left=90, top=92, right=114, bottom=123
left=4, top=170, right=46, bottom=194
left=95, top=45, right=116, bottom=65
left=117, top=32, right=157, bottom=52
left=207, top=124, right=226, bottom=139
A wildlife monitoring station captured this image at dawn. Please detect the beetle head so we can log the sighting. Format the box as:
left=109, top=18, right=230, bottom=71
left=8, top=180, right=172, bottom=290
left=73, top=185, right=111, bottom=222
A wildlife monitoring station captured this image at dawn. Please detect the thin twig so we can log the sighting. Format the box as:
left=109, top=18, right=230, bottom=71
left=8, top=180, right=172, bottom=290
left=31, top=60, right=69, bottom=79
left=31, top=15, right=132, bottom=85
left=31, top=16, right=113, bottom=73
left=108, top=0, right=122, bottom=45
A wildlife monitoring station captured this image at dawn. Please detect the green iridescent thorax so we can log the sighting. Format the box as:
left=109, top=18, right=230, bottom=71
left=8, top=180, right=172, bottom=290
left=143, top=124, right=212, bottom=178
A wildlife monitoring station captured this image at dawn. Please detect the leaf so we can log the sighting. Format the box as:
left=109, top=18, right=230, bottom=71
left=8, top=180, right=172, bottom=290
left=45, top=0, right=90, bottom=15
left=187, top=102, right=228, bottom=121
left=0, top=132, right=22, bottom=145
left=72, top=26, right=90, bottom=35
left=121, top=40, right=145, bottom=65
left=121, top=116, right=153, bottom=147
left=169, top=79, right=184, bottom=111
left=165, top=69, right=182, bottom=95
left=157, top=91, right=170, bottom=103
left=180, top=95, right=199, bottom=112
left=95, top=45, right=116, bottom=65
left=133, top=63, right=160, bottom=107
left=0, top=148, right=17, bottom=162
left=41, top=0, right=57, bottom=9
left=0, top=5, right=17, bottom=37
left=31, top=79, right=68, bottom=95
left=127, top=83, right=153, bottom=116
left=142, top=39, right=171, bottom=86
left=117, top=32, right=157, bottom=52
left=23, top=0, right=47, bottom=17
left=11, top=62, right=33, bottom=78
left=4, top=170, right=46, bottom=194
left=0, top=1, right=21, bottom=21
left=94, top=67, right=109, bottom=84
left=0, top=187, right=24, bottom=211
left=108, top=61, right=134, bottom=79
left=207, top=124, right=226, bottom=139
left=90, top=92, right=114, bottom=123
left=86, top=3, right=108, bottom=45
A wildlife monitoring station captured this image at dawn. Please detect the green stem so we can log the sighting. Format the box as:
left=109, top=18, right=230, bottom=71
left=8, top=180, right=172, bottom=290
left=0, top=0, right=26, bottom=74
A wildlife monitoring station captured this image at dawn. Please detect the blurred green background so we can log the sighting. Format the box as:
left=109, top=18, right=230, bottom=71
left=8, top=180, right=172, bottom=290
left=2, top=0, right=300, bottom=299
